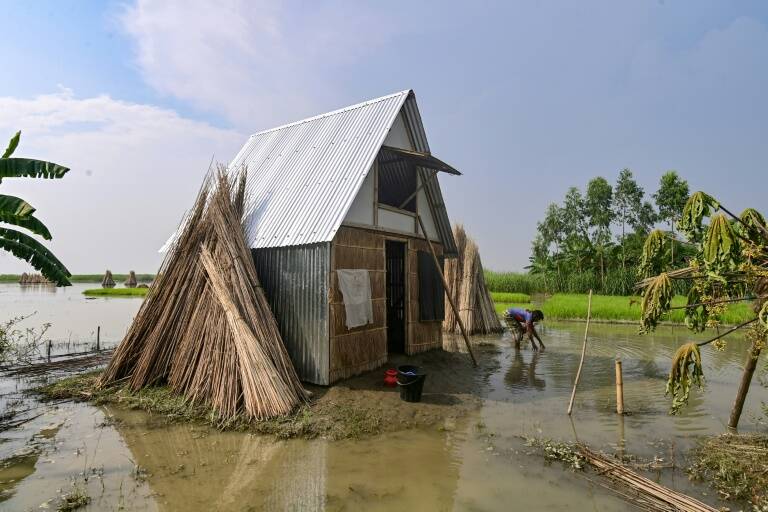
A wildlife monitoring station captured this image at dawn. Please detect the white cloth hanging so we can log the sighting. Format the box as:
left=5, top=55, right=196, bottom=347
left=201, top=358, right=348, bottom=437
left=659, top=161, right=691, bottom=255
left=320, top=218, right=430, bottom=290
left=337, top=269, right=373, bottom=329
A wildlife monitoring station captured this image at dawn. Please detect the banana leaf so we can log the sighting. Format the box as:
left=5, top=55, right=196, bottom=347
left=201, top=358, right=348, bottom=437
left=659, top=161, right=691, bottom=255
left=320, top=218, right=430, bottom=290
left=0, top=194, right=36, bottom=217
left=0, top=236, right=70, bottom=286
left=2, top=131, right=20, bottom=158
left=0, top=158, right=69, bottom=180
left=0, top=227, right=69, bottom=275
left=0, top=211, right=52, bottom=239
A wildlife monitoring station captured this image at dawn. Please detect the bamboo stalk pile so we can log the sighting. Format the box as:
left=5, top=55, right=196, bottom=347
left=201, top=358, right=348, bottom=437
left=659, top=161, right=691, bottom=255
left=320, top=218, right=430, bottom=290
left=124, top=270, right=138, bottom=288
left=19, top=273, right=52, bottom=285
left=443, top=225, right=503, bottom=335
left=579, top=446, right=717, bottom=512
left=101, top=270, right=115, bottom=288
left=99, top=169, right=306, bottom=421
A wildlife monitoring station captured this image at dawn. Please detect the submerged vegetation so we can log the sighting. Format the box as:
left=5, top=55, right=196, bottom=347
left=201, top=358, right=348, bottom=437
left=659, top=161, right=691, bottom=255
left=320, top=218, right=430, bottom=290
left=688, top=434, right=768, bottom=509
left=83, top=287, right=148, bottom=297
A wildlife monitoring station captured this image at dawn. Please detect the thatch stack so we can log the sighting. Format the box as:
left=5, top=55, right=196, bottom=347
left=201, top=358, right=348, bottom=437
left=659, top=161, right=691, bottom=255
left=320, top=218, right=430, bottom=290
left=102, top=270, right=115, bottom=288
left=124, top=271, right=138, bottom=288
left=19, top=273, right=52, bottom=285
left=443, top=225, right=503, bottom=335
left=99, top=169, right=306, bottom=421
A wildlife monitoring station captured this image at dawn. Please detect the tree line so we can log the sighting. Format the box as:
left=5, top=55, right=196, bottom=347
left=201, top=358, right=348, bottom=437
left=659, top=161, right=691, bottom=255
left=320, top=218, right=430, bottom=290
left=529, top=169, right=690, bottom=295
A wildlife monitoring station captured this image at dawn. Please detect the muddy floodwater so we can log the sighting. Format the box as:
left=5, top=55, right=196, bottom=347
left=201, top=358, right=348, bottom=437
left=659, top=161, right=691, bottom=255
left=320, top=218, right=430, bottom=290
left=0, top=283, right=767, bottom=511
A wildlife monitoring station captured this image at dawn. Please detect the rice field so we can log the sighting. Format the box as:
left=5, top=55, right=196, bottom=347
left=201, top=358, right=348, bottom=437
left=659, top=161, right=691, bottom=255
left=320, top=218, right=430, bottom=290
left=492, top=292, right=754, bottom=325
left=83, top=288, right=149, bottom=297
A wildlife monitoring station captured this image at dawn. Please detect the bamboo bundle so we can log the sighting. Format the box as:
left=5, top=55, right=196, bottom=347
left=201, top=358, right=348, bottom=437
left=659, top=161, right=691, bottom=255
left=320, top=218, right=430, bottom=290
left=443, top=225, right=503, bottom=335
left=124, top=270, right=138, bottom=288
left=99, top=168, right=306, bottom=421
left=102, top=270, right=115, bottom=288
left=19, top=273, right=52, bottom=285
left=579, top=446, right=717, bottom=512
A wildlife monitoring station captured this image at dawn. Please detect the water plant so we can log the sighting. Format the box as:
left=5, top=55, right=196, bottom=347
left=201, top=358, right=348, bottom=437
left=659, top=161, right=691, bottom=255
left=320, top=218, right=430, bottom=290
left=0, top=131, right=71, bottom=286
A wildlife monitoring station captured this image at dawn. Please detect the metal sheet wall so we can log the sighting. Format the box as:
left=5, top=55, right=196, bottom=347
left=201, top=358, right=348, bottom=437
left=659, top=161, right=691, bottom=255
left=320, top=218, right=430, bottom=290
left=252, top=243, right=330, bottom=385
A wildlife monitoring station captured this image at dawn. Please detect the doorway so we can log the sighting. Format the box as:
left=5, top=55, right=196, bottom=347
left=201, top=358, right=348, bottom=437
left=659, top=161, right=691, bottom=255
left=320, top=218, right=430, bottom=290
left=385, top=240, right=406, bottom=354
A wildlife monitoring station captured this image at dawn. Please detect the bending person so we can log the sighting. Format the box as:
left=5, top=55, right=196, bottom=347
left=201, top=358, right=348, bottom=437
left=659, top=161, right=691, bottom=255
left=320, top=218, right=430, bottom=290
left=505, top=307, right=545, bottom=351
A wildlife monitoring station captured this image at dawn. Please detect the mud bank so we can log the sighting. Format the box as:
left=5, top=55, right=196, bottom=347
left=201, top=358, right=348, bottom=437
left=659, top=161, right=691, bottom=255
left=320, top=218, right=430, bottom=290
left=38, top=347, right=493, bottom=440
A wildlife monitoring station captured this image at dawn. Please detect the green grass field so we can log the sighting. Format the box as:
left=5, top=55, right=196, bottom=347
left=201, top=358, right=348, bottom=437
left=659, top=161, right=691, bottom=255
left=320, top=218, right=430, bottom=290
left=83, top=287, right=149, bottom=297
left=0, top=274, right=155, bottom=283
left=492, top=292, right=754, bottom=325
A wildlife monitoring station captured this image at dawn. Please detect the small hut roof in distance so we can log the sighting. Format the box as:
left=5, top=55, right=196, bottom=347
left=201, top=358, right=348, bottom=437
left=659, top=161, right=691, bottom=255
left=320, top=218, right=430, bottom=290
left=229, top=90, right=459, bottom=256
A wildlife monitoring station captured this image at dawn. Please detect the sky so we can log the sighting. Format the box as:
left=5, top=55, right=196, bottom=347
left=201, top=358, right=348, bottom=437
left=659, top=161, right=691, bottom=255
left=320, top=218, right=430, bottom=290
left=0, top=0, right=766, bottom=274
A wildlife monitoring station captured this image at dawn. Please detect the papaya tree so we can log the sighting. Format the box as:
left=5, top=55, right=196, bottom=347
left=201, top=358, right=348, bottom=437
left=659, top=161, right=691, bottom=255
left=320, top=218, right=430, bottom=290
left=0, top=132, right=71, bottom=286
left=637, top=191, right=767, bottom=428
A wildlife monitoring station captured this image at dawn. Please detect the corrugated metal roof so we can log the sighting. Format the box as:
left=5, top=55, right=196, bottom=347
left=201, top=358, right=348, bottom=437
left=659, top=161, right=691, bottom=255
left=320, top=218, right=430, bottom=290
left=229, top=89, right=457, bottom=254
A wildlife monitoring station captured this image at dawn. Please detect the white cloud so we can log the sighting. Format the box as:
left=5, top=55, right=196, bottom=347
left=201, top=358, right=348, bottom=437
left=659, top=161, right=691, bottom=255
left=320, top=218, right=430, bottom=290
left=0, top=89, right=243, bottom=274
left=120, top=0, right=396, bottom=129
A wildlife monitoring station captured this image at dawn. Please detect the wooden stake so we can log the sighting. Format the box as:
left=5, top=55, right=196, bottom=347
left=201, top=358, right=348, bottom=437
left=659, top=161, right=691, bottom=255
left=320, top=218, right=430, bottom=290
left=728, top=340, right=761, bottom=430
left=96, top=325, right=100, bottom=351
left=567, top=289, right=592, bottom=415
left=416, top=214, right=477, bottom=366
left=615, top=357, right=625, bottom=415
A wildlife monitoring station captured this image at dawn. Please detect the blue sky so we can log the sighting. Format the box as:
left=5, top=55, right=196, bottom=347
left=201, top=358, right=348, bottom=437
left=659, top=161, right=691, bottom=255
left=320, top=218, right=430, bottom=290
left=1, top=1, right=766, bottom=273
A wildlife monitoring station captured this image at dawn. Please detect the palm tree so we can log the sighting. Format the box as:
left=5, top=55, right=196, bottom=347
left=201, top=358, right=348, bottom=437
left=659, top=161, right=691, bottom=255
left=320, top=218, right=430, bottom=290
left=0, top=131, right=71, bottom=285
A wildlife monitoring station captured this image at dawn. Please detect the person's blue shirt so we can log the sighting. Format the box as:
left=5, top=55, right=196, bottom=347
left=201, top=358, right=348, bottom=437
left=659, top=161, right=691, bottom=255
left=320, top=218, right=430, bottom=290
left=506, top=307, right=533, bottom=324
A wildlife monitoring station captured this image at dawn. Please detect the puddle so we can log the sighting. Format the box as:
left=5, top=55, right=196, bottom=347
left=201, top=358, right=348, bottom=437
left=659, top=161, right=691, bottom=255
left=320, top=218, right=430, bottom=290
left=0, top=284, right=766, bottom=510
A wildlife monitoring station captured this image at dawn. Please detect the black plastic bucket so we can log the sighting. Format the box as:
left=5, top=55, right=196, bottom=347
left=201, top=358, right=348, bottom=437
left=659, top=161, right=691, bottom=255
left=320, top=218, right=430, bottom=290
left=397, top=365, right=427, bottom=403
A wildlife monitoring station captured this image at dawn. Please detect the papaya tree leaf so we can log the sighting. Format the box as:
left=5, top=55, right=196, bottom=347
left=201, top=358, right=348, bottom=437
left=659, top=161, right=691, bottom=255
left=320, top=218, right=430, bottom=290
left=739, top=208, right=768, bottom=243
left=0, top=158, right=69, bottom=180
left=0, top=235, right=70, bottom=286
left=639, top=229, right=666, bottom=277
left=2, top=131, right=21, bottom=158
left=0, top=211, right=52, bottom=239
left=0, top=194, right=36, bottom=217
left=678, top=191, right=719, bottom=240
left=703, top=213, right=739, bottom=271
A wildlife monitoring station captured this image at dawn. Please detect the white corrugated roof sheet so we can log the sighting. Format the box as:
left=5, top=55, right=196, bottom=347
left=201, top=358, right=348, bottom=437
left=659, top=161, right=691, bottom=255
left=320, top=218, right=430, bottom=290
left=228, top=89, right=457, bottom=253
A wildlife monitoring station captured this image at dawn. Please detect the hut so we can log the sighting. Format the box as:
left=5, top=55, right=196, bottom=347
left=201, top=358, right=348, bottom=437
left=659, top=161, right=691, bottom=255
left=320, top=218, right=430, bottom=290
left=218, top=90, right=461, bottom=385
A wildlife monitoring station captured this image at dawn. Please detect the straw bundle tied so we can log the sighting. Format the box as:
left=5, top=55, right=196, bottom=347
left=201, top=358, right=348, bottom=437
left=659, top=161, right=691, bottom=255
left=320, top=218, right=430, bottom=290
left=102, top=270, right=115, bottom=288
left=124, top=270, right=137, bottom=288
left=443, top=225, right=503, bottom=335
left=99, top=168, right=306, bottom=421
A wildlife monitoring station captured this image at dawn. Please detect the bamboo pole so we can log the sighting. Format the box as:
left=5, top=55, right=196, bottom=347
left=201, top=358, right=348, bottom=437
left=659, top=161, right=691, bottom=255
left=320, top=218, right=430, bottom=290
left=416, top=214, right=477, bottom=366
left=615, top=357, right=624, bottom=415
left=567, top=290, right=592, bottom=415
left=728, top=340, right=762, bottom=430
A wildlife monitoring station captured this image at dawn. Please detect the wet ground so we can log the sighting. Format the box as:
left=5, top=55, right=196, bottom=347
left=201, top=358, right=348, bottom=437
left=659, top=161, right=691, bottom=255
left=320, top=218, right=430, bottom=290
left=0, top=284, right=766, bottom=511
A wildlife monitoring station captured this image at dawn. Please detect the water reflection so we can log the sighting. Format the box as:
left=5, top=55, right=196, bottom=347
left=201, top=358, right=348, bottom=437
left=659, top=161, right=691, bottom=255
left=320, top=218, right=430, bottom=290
left=505, top=350, right=545, bottom=391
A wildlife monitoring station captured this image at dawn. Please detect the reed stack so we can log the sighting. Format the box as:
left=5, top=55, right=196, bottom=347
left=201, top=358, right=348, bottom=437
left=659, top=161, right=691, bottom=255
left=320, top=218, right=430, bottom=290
left=99, top=169, right=306, bottom=421
left=443, top=224, right=503, bottom=335
left=101, top=270, right=116, bottom=288
left=124, top=270, right=138, bottom=288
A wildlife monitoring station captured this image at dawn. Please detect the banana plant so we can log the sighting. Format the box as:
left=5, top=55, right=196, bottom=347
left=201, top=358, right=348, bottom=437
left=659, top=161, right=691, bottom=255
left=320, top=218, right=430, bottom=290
left=0, top=131, right=71, bottom=286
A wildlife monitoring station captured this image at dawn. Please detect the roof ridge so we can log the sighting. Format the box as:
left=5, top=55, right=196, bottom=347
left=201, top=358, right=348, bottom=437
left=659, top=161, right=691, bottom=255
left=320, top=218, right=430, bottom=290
left=249, top=89, right=411, bottom=138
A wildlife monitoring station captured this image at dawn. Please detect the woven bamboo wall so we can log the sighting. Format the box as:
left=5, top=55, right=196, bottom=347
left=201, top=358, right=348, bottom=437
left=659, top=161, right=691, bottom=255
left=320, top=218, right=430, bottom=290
left=329, top=225, right=445, bottom=382
left=407, top=237, right=444, bottom=355
left=329, top=226, right=387, bottom=383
